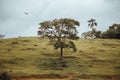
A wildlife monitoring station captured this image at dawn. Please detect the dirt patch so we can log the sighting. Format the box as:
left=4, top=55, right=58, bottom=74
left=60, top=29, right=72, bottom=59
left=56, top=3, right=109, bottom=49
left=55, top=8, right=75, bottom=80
left=12, top=74, right=67, bottom=80
left=110, top=75, right=120, bottom=80
left=11, top=74, right=120, bottom=80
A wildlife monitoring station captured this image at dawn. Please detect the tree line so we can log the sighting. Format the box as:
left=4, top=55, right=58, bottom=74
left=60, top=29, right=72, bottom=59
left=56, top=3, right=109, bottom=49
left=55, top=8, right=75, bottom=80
left=82, top=19, right=120, bottom=39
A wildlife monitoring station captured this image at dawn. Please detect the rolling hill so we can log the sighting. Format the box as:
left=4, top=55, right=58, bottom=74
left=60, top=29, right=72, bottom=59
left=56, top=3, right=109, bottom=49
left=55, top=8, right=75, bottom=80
left=0, top=37, right=120, bottom=80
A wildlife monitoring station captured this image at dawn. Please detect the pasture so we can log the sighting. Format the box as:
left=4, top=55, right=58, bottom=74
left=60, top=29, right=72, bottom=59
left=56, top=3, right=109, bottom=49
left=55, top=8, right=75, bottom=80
left=0, top=37, right=120, bottom=80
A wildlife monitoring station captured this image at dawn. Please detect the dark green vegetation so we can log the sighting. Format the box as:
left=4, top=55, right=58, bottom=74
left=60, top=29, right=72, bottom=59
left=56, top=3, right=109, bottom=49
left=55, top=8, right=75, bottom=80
left=82, top=23, right=120, bottom=39
left=0, top=72, right=11, bottom=80
left=0, top=37, right=120, bottom=80
left=102, top=24, right=120, bottom=39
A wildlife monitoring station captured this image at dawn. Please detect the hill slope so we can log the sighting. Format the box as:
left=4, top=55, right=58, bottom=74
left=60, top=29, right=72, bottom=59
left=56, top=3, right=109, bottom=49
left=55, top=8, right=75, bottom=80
left=0, top=37, right=120, bottom=80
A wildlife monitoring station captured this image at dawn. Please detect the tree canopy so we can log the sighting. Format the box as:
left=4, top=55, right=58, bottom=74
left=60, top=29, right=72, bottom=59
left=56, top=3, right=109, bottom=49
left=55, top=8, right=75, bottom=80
left=101, top=24, right=120, bottom=39
left=88, top=18, right=97, bottom=30
left=38, top=18, right=80, bottom=63
left=88, top=18, right=97, bottom=38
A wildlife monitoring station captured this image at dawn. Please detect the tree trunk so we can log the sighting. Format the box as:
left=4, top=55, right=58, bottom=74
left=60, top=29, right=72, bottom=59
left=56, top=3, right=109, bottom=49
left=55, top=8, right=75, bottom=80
left=60, top=47, right=63, bottom=63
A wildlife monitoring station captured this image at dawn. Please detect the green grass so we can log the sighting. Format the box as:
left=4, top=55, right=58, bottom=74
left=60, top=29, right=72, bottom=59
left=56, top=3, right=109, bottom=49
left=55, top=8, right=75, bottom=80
left=0, top=37, right=120, bottom=79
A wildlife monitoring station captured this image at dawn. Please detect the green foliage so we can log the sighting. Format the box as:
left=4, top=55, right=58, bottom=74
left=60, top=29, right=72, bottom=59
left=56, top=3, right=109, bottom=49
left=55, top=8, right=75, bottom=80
left=68, top=41, right=77, bottom=51
left=94, top=30, right=101, bottom=38
left=88, top=18, right=97, bottom=29
left=54, top=41, right=77, bottom=51
left=81, top=31, right=92, bottom=39
left=38, top=18, right=80, bottom=40
left=83, top=23, right=120, bottom=39
left=38, top=18, right=80, bottom=62
left=101, top=24, right=120, bottom=39
left=82, top=30, right=101, bottom=39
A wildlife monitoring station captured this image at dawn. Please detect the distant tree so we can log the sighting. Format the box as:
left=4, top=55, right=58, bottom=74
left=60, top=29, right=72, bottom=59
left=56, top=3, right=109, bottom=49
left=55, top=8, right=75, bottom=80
left=81, top=30, right=102, bottom=39
left=108, top=24, right=120, bottom=39
left=0, top=34, right=5, bottom=39
left=101, top=24, right=120, bottom=39
left=101, top=32, right=108, bottom=38
left=88, top=18, right=97, bottom=38
left=81, top=31, right=91, bottom=39
left=38, top=18, right=80, bottom=63
left=94, top=30, right=102, bottom=38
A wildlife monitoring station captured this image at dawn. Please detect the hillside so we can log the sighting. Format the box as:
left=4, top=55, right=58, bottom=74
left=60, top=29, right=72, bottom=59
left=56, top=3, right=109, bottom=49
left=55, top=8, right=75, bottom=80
left=0, top=37, right=120, bottom=80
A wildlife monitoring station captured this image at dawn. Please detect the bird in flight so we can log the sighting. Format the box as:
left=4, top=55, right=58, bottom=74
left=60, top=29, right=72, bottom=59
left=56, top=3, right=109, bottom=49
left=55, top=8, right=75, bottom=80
left=24, top=12, right=29, bottom=15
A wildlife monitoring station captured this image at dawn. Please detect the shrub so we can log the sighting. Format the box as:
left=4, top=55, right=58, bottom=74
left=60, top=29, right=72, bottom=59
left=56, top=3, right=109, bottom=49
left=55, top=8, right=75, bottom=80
left=11, top=41, right=19, bottom=44
left=0, top=72, right=11, bottom=80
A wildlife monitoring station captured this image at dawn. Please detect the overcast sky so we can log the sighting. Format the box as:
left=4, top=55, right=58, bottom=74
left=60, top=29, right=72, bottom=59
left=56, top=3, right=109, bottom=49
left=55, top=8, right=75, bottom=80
left=0, top=0, right=120, bottom=38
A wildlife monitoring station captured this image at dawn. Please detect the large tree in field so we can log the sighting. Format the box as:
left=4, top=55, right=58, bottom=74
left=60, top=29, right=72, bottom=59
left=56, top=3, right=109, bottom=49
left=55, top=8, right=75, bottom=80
left=38, top=18, right=80, bottom=63
left=88, top=18, right=97, bottom=38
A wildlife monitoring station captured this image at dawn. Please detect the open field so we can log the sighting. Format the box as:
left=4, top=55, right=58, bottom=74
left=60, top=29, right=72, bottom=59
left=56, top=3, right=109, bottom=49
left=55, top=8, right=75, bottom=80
left=0, top=37, right=120, bottom=80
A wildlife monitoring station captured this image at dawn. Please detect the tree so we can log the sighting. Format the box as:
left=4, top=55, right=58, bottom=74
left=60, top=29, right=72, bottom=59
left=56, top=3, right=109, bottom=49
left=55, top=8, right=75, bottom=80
left=38, top=18, right=80, bottom=64
left=94, top=30, right=102, bottom=38
left=101, top=24, right=120, bottom=39
left=0, top=34, right=5, bottom=39
left=81, top=30, right=102, bottom=39
left=88, top=18, right=97, bottom=38
left=81, top=31, right=91, bottom=39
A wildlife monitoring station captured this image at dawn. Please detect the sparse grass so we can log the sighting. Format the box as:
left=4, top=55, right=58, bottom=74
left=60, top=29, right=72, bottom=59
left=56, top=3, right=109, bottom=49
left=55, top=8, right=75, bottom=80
left=0, top=37, right=120, bottom=80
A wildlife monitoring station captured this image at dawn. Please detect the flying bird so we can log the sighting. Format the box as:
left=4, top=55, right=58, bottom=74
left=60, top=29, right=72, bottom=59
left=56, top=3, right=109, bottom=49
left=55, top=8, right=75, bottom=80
left=24, top=12, right=29, bottom=15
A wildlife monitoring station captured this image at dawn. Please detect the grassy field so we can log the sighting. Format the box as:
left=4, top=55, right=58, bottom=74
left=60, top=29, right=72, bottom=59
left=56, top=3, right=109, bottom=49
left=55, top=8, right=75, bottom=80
left=0, top=37, right=120, bottom=80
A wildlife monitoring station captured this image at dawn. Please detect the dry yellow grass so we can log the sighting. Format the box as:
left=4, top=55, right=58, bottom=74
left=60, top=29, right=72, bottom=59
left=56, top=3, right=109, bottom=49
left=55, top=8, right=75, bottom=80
left=0, top=37, right=120, bottom=80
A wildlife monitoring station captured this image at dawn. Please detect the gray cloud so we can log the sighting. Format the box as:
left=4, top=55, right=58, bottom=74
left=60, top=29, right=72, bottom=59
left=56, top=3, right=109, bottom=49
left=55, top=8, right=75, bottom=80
left=0, top=0, right=120, bottom=38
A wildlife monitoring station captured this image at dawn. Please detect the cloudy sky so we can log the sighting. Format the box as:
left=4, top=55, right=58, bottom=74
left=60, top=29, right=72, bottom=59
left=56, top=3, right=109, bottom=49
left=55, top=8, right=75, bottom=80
left=0, top=0, right=120, bottom=38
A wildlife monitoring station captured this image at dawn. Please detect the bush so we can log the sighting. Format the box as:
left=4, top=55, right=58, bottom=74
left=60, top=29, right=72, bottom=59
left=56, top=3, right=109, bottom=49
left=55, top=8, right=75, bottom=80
left=0, top=72, right=11, bottom=80
left=11, top=41, right=19, bottom=44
